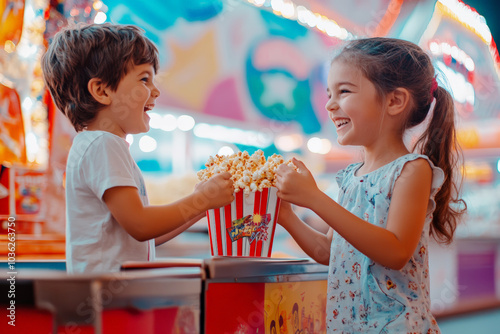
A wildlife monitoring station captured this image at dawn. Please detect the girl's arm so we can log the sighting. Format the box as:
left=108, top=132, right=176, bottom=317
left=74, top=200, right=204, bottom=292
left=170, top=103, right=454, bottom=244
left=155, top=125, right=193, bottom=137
left=277, top=158, right=432, bottom=270
left=278, top=201, right=332, bottom=265
left=103, top=172, right=234, bottom=242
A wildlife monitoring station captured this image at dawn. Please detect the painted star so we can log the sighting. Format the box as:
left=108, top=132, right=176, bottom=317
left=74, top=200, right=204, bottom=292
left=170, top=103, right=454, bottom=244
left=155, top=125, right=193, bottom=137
left=260, top=73, right=297, bottom=110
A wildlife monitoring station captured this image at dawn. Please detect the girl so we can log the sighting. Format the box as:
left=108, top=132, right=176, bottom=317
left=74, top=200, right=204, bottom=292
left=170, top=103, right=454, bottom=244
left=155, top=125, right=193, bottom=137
left=275, top=38, right=466, bottom=333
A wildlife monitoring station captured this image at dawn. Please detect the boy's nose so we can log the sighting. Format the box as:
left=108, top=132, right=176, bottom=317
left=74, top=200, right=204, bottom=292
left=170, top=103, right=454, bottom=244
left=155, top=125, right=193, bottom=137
left=151, top=84, right=160, bottom=98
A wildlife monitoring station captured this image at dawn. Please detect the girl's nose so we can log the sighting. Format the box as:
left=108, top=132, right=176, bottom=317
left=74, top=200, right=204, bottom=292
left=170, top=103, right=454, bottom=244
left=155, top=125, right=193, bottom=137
left=325, top=97, right=338, bottom=111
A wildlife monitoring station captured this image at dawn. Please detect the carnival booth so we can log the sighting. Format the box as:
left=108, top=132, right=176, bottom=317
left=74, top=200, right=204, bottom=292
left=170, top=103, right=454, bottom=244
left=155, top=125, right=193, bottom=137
left=1, top=0, right=500, bottom=333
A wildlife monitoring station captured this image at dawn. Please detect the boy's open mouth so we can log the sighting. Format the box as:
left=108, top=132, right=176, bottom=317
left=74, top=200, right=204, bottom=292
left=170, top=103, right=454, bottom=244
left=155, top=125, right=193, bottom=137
left=144, top=104, right=154, bottom=112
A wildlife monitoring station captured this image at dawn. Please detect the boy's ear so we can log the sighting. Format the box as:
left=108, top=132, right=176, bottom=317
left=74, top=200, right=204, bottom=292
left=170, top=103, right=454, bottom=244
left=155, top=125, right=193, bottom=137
left=88, top=78, right=111, bottom=105
left=386, top=88, right=410, bottom=116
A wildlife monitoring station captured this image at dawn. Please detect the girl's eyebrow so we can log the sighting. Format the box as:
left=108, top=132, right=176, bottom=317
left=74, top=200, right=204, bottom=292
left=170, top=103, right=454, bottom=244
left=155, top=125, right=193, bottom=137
left=335, top=81, right=356, bottom=87
left=327, top=82, right=357, bottom=92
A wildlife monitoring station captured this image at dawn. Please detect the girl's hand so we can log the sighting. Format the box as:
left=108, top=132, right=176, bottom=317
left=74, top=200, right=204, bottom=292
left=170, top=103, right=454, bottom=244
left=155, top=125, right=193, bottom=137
left=277, top=200, right=295, bottom=229
left=275, top=158, right=319, bottom=208
left=195, top=172, right=234, bottom=210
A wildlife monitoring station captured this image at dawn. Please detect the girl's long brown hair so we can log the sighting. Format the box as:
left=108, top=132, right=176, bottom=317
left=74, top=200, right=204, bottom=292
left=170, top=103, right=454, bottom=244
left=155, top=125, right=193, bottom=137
left=335, top=37, right=466, bottom=244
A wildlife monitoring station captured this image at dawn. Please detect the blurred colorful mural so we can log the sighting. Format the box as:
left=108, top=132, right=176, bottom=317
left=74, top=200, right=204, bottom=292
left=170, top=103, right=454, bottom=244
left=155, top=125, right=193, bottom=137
left=105, top=0, right=338, bottom=135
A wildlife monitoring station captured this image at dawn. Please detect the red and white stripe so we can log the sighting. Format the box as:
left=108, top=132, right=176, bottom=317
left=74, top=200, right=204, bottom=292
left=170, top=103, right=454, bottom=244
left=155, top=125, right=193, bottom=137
left=207, top=187, right=281, bottom=257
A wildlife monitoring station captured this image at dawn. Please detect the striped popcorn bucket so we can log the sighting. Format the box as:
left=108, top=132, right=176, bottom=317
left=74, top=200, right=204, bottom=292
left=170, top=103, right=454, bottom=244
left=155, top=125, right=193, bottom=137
left=206, top=187, right=281, bottom=257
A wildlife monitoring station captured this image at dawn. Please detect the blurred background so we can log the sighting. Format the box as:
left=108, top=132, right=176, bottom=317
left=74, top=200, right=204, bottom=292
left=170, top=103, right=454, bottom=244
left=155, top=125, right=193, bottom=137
left=1, top=0, right=499, bottom=332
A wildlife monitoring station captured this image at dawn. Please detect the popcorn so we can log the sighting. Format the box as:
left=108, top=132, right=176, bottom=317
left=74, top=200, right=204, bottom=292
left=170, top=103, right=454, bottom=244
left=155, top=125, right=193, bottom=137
left=197, top=150, right=294, bottom=194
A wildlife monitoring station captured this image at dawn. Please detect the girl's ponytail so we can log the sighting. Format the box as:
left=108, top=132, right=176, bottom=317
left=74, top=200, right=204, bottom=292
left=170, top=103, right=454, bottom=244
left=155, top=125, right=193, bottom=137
left=413, top=86, right=467, bottom=244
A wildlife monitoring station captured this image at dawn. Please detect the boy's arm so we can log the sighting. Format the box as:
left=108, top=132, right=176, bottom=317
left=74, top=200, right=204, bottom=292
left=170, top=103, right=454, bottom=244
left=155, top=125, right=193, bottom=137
left=154, top=212, right=205, bottom=246
left=103, top=172, right=233, bottom=242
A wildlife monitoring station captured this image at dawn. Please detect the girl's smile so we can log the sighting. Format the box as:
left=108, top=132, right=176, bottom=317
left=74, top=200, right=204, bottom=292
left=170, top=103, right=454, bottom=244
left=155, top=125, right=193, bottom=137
left=326, top=60, right=383, bottom=147
left=332, top=117, right=351, bottom=130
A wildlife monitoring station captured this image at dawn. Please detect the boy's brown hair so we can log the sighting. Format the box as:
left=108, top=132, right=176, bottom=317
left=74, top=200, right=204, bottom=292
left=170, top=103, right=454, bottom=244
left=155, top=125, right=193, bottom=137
left=42, top=23, right=159, bottom=132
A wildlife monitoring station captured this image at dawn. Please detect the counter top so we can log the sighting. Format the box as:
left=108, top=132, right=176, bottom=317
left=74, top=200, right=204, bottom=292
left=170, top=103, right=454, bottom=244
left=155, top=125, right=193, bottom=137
left=204, top=257, right=328, bottom=282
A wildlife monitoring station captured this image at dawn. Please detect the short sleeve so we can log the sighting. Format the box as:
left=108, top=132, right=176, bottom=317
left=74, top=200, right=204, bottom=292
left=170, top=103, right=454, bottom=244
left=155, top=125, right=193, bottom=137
left=336, top=163, right=360, bottom=188
left=426, top=158, right=445, bottom=215
left=335, top=168, right=346, bottom=188
left=80, top=134, right=138, bottom=200
left=391, top=154, right=445, bottom=215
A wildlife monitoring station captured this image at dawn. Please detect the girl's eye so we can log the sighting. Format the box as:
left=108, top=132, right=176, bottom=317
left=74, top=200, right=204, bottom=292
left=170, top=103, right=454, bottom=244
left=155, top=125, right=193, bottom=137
left=141, top=77, right=149, bottom=82
left=340, top=89, right=350, bottom=94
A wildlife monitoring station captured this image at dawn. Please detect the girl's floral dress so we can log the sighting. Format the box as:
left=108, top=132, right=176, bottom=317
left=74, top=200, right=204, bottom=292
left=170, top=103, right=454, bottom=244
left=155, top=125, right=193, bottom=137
left=326, top=154, right=444, bottom=333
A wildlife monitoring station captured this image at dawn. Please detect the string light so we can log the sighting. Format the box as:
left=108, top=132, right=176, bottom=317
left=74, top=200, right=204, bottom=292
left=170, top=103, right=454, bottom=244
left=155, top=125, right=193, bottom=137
left=245, top=0, right=353, bottom=40
left=4, top=40, right=16, bottom=53
left=307, top=137, right=332, bottom=154
left=218, top=146, right=235, bottom=156
left=139, top=135, right=157, bottom=153
left=177, top=115, right=195, bottom=131
left=93, top=1, right=103, bottom=10
left=437, top=0, right=492, bottom=45
left=429, top=41, right=475, bottom=72
left=275, top=134, right=303, bottom=152
left=94, top=11, right=107, bottom=24
left=432, top=1, right=500, bottom=79
left=161, top=114, right=177, bottom=132
left=193, top=123, right=273, bottom=148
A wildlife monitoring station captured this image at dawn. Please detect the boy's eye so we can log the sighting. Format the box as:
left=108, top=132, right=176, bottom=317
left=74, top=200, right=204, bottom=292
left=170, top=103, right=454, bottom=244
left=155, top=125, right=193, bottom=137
left=339, top=89, right=350, bottom=94
left=141, top=77, right=149, bottom=82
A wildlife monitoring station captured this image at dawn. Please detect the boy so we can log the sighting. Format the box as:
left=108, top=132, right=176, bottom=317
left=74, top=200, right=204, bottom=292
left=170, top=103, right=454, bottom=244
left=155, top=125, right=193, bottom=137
left=42, top=23, right=234, bottom=273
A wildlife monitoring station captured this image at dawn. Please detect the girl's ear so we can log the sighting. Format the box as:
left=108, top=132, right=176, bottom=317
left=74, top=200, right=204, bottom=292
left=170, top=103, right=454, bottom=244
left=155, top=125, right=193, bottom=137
left=386, top=88, right=410, bottom=116
left=88, top=78, right=111, bottom=105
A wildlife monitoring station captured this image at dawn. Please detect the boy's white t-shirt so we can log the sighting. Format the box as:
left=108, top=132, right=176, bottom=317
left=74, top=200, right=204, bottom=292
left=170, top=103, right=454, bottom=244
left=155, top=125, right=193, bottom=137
left=65, top=131, right=155, bottom=273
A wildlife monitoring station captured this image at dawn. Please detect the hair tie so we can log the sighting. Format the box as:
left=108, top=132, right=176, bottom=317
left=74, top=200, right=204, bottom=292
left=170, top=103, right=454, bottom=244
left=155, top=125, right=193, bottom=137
left=430, top=76, right=438, bottom=101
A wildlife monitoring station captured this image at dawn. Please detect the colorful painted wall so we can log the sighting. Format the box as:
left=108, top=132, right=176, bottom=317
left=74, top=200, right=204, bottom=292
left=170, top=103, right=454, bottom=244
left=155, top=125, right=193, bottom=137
left=105, top=0, right=339, bottom=135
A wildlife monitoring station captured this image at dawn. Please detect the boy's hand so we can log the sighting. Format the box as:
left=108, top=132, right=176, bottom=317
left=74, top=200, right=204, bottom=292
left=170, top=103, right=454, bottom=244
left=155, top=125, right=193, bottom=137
left=275, top=158, right=318, bottom=208
left=195, top=172, right=234, bottom=210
